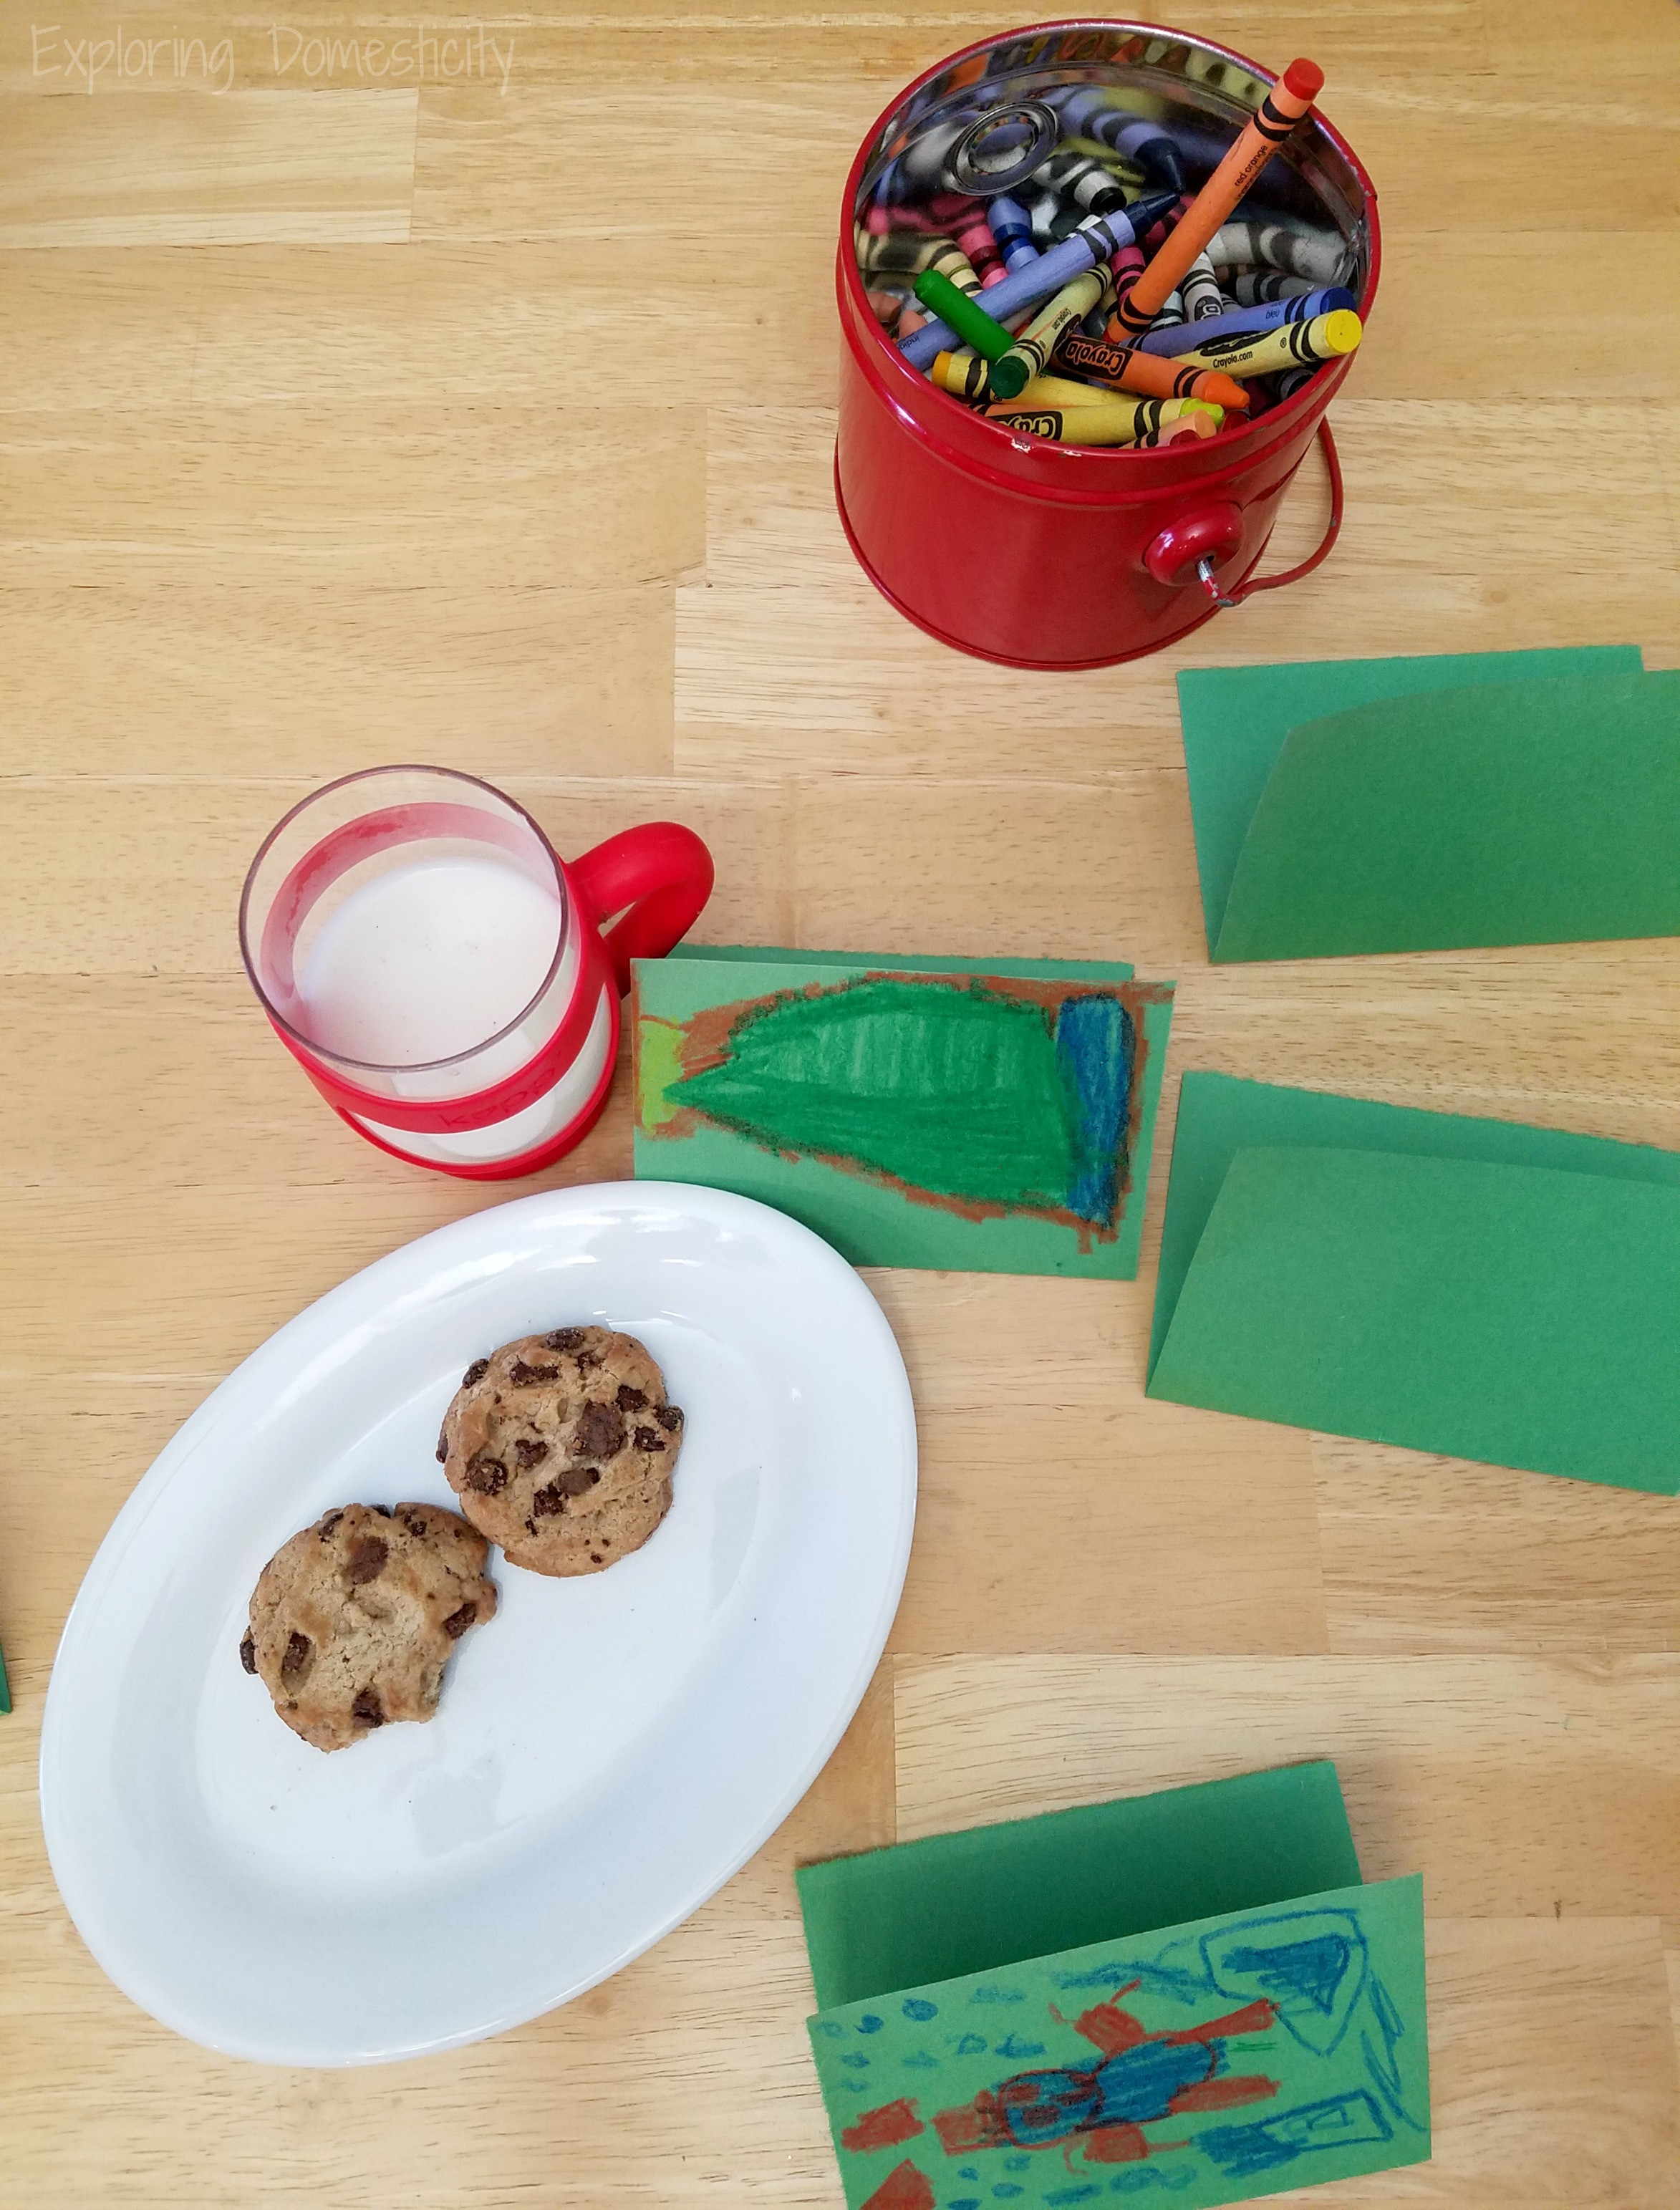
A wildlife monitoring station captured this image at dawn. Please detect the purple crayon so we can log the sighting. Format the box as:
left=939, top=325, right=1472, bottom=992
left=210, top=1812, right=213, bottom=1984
left=1133, top=283, right=1355, bottom=356
left=899, top=193, right=1181, bottom=370
left=985, top=196, right=1039, bottom=274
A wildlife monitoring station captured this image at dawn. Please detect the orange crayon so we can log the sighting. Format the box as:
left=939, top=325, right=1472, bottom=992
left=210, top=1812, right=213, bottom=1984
left=1055, top=331, right=1250, bottom=412
left=1112, top=58, right=1324, bottom=337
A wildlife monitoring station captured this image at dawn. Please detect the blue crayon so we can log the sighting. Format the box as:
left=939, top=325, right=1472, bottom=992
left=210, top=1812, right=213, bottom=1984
left=899, top=192, right=1179, bottom=368
left=1043, top=87, right=1185, bottom=191
left=1133, top=284, right=1356, bottom=357
left=986, top=196, right=1039, bottom=274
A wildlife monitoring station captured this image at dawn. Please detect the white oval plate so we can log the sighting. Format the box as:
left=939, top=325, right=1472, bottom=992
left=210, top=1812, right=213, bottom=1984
left=41, top=1183, right=916, bottom=2065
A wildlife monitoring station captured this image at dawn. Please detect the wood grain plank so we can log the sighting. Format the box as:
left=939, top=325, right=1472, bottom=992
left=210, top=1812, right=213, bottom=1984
left=0, top=404, right=704, bottom=587
left=2, top=585, right=676, bottom=777
left=0, top=90, right=416, bottom=246
left=894, top=1654, right=1680, bottom=1921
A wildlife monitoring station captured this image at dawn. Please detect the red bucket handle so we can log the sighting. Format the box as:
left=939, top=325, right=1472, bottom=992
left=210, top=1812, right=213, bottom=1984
left=1203, top=416, right=1344, bottom=608
left=569, top=821, right=715, bottom=995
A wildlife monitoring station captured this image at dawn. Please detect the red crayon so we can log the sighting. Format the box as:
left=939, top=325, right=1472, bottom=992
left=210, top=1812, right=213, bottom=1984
left=1114, top=59, right=1324, bottom=336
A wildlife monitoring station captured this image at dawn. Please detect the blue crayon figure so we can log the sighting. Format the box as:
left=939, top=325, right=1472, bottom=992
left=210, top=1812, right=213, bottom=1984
left=1134, top=283, right=1356, bottom=356
left=900, top=192, right=1180, bottom=367
left=985, top=196, right=1039, bottom=272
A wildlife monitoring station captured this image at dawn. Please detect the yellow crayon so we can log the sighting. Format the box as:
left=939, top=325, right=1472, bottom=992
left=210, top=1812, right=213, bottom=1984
left=1060, top=137, right=1149, bottom=190
left=987, top=390, right=1222, bottom=446
left=930, top=350, right=993, bottom=401
left=988, top=271, right=1109, bottom=402
left=1008, top=376, right=1224, bottom=429
left=1169, top=308, right=1361, bottom=379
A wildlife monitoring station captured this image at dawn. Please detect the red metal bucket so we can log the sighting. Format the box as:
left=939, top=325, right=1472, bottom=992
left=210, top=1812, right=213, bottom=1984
left=835, top=21, right=1381, bottom=668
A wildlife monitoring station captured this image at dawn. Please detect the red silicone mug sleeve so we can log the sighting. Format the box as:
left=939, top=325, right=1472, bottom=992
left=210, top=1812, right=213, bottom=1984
left=569, top=822, right=715, bottom=994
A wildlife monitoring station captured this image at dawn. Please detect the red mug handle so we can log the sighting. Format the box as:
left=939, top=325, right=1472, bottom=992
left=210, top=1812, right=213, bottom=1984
left=569, top=821, right=715, bottom=995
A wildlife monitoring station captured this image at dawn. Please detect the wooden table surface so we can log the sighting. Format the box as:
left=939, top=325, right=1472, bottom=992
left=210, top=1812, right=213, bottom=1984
left=4, top=1, right=1679, bottom=2201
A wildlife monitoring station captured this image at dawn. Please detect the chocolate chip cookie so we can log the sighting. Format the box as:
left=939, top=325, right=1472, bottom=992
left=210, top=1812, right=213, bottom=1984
left=241, top=1502, right=497, bottom=1752
left=438, top=1326, right=684, bottom=1578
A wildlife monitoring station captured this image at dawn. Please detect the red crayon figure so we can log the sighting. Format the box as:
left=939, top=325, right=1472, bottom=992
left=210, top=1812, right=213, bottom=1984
left=859, top=2161, right=936, bottom=2210
left=1114, top=59, right=1325, bottom=336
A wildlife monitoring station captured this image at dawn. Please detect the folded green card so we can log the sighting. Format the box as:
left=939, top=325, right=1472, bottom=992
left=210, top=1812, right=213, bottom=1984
left=798, top=1765, right=1430, bottom=2210
left=1148, top=1073, right=1680, bottom=1493
left=1177, top=645, right=1664, bottom=962
left=632, top=950, right=1174, bottom=1277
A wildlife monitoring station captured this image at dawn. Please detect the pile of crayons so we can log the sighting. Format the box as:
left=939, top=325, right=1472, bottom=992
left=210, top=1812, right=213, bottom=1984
left=856, top=57, right=1364, bottom=450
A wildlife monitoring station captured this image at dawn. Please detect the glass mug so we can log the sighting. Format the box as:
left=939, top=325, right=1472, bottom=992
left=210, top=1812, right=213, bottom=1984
left=239, top=766, right=714, bottom=1178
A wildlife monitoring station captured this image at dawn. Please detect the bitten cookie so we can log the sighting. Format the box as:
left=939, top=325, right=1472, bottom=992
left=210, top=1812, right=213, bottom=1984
left=439, top=1326, right=685, bottom=1578
left=241, top=1502, right=496, bottom=1752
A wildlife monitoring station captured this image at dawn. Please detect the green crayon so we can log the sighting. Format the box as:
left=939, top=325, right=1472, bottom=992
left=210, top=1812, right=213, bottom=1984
left=913, top=269, right=1015, bottom=362
left=988, top=270, right=1108, bottom=401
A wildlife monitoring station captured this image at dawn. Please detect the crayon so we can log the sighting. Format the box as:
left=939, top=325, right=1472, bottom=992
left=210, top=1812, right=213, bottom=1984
left=856, top=230, right=984, bottom=295
left=1269, top=365, right=1319, bottom=400
left=1111, top=58, right=1324, bottom=335
left=913, top=268, right=1015, bottom=360
left=1043, top=87, right=1187, bottom=191
left=1008, top=375, right=1222, bottom=429
left=899, top=193, right=1181, bottom=367
left=930, top=349, right=994, bottom=401
left=1150, top=290, right=1187, bottom=330
left=866, top=286, right=910, bottom=331
left=985, top=196, right=1039, bottom=274
left=1208, top=217, right=1351, bottom=286
left=986, top=390, right=1220, bottom=446
left=1108, top=240, right=1146, bottom=322
left=1029, top=149, right=1133, bottom=219
left=1180, top=251, right=1227, bottom=321
left=1168, top=307, right=1361, bottom=377
left=1133, top=410, right=1220, bottom=445
left=988, top=269, right=1108, bottom=400
left=1227, top=269, right=1318, bottom=304
left=1060, top=138, right=1149, bottom=191
left=1132, top=284, right=1355, bottom=356
left=919, top=192, right=1009, bottom=288
left=1055, top=331, right=1251, bottom=411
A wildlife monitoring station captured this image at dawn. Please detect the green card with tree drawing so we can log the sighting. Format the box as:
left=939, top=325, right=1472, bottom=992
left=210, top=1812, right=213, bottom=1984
left=805, top=1873, right=1429, bottom=2210
left=630, top=951, right=1174, bottom=1276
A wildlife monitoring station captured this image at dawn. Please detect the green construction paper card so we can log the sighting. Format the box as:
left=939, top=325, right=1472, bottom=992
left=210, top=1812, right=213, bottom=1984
left=1176, top=644, right=1644, bottom=954
left=1148, top=1073, right=1680, bottom=1494
left=806, top=1875, right=1429, bottom=2210
left=0, top=1639, right=9, bottom=1716
left=1210, top=671, right=1680, bottom=960
left=632, top=953, right=1174, bottom=1277
left=799, top=1762, right=1360, bottom=2012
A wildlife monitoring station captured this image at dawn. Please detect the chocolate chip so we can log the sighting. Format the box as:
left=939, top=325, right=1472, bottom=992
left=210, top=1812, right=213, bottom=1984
left=655, top=1403, right=683, bottom=1434
left=531, top=1481, right=566, bottom=1518
left=400, top=1508, right=431, bottom=1536
left=352, top=1687, right=385, bottom=1728
left=524, top=1516, right=539, bottom=1535
left=616, top=1384, right=648, bottom=1412
left=441, top=1601, right=477, bottom=1639
left=318, top=1510, right=344, bottom=1540
left=463, top=1358, right=491, bottom=1387
left=465, top=1454, right=508, bottom=1496
left=435, top=1427, right=448, bottom=1465
left=589, top=1553, right=603, bottom=1564
left=371, top=1504, right=393, bottom=1517
left=573, top=1399, right=625, bottom=1460
left=281, top=1631, right=312, bottom=1682
left=634, top=1425, right=665, bottom=1452
left=347, top=1535, right=388, bottom=1584
left=510, top=1359, right=560, bottom=1387
left=576, top=1348, right=602, bottom=1371
left=544, top=1328, right=586, bottom=1351
left=556, top=1462, right=599, bottom=1497
left=239, top=1633, right=257, bottom=1674
left=514, top=1437, right=549, bottom=1470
